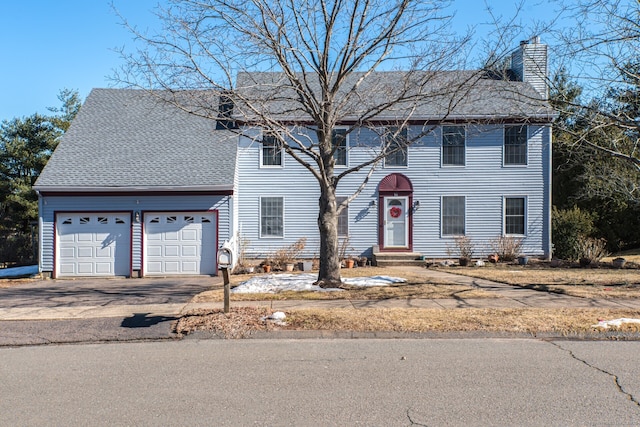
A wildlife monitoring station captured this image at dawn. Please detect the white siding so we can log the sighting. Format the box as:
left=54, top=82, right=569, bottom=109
left=511, top=42, right=548, bottom=100
left=39, top=194, right=231, bottom=274
left=236, top=123, right=552, bottom=259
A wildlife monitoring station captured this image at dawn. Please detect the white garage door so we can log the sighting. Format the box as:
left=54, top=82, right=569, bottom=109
left=56, top=213, right=131, bottom=277
left=144, top=212, right=217, bottom=275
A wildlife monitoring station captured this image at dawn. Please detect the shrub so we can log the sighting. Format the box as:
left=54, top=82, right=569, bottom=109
left=576, top=237, right=609, bottom=264
left=446, top=236, right=475, bottom=260
left=233, top=234, right=251, bottom=273
left=272, top=237, right=307, bottom=269
left=552, top=206, right=597, bottom=260
left=338, top=236, right=355, bottom=261
left=490, top=236, right=523, bottom=262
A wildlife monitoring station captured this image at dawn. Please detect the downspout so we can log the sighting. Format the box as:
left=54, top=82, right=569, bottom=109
left=547, top=126, right=553, bottom=260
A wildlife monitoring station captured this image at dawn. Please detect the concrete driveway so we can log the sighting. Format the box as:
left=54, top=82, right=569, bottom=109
left=0, top=276, right=220, bottom=309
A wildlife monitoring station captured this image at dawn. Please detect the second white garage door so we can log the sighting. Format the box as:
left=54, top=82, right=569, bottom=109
left=144, top=212, right=217, bottom=275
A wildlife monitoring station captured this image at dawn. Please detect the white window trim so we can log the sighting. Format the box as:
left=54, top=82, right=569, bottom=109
left=259, top=131, right=284, bottom=169
left=259, top=196, right=285, bottom=238
left=503, top=125, right=528, bottom=167
left=503, top=195, right=528, bottom=237
left=333, top=128, right=349, bottom=168
left=440, top=195, right=466, bottom=237
left=441, top=125, right=466, bottom=167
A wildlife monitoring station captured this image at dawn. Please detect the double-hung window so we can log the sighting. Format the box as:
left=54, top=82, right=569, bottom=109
left=333, top=129, right=348, bottom=167
left=442, top=196, right=465, bottom=236
left=260, top=196, right=284, bottom=237
left=504, top=125, right=527, bottom=165
left=505, top=197, right=526, bottom=235
left=384, top=127, right=408, bottom=167
left=262, top=133, right=282, bottom=166
left=336, top=196, right=349, bottom=236
left=442, top=125, right=465, bottom=166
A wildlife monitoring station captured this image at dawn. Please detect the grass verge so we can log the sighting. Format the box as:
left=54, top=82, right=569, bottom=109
left=174, top=306, right=640, bottom=338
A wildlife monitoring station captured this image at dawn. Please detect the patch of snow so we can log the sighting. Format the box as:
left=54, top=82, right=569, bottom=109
left=232, top=273, right=406, bottom=294
left=269, top=311, right=287, bottom=320
left=0, top=265, right=38, bottom=279
left=232, top=274, right=333, bottom=293
left=261, top=311, right=288, bottom=326
left=342, top=275, right=406, bottom=287
left=592, top=318, right=640, bottom=329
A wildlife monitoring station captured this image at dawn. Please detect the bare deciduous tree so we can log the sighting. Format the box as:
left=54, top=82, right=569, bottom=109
left=552, top=0, right=639, bottom=204
left=115, top=0, right=484, bottom=286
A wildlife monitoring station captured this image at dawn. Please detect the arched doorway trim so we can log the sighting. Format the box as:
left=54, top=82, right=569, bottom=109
left=377, top=173, right=413, bottom=251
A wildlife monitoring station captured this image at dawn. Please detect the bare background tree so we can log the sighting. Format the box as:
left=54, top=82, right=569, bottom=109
left=115, top=0, right=483, bottom=286
left=552, top=0, right=639, bottom=205
left=546, top=0, right=640, bottom=253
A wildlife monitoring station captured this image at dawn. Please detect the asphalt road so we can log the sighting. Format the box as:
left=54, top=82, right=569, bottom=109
left=0, top=317, right=179, bottom=345
left=1, top=339, right=639, bottom=426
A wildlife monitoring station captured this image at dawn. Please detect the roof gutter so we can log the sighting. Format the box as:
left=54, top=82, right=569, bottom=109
left=234, top=113, right=559, bottom=126
left=34, top=184, right=234, bottom=195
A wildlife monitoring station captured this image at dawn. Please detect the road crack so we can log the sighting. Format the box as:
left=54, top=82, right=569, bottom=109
left=406, top=408, right=428, bottom=426
left=549, top=341, right=640, bottom=409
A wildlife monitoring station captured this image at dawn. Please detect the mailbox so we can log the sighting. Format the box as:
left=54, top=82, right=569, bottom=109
left=217, top=247, right=233, bottom=269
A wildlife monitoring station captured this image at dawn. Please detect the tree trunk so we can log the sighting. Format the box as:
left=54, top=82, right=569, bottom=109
left=316, top=184, right=342, bottom=288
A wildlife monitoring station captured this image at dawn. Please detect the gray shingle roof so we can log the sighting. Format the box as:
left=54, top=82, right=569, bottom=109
left=35, top=89, right=237, bottom=191
left=234, top=71, right=556, bottom=122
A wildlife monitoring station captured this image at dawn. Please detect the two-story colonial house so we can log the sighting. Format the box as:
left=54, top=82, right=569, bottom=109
left=34, top=38, right=555, bottom=278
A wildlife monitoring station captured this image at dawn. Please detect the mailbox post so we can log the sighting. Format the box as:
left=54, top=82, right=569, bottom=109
left=217, top=247, right=233, bottom=313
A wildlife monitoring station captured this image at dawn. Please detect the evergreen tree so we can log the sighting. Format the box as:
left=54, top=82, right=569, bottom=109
left=0, top=89, right=81, bottom=263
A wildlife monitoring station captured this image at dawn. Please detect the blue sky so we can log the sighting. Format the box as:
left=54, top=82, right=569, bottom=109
left=0, top=1, right=556, bottom=123
left=1, top=0, right=157, bottom=122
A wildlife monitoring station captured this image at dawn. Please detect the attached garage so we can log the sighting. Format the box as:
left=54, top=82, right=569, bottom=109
left=35, top=89, right=237, bottom=279
left=56, top=213, right=131, bottom=277
left=144, top=212, right=217, bottom=276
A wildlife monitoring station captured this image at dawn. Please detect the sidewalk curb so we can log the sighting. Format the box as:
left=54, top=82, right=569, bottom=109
left=184, top=329, right=640, bottom=341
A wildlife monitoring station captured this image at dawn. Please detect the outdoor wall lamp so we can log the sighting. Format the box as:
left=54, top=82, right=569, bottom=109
left=134, top=211, right=141, bottom=223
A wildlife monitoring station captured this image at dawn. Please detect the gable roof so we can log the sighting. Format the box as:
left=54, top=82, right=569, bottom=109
left=233, top=71, right=556, bottom=123
left=35, top=89, right=237, bottom=193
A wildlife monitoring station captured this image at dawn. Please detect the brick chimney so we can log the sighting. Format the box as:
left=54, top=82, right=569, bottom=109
left=511, top=36, right=548, bottom=100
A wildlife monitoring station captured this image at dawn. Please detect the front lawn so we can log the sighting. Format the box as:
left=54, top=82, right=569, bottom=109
left=191, top=267, right=498, bottom=302
left=437, top=263, right=640, bottom=298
